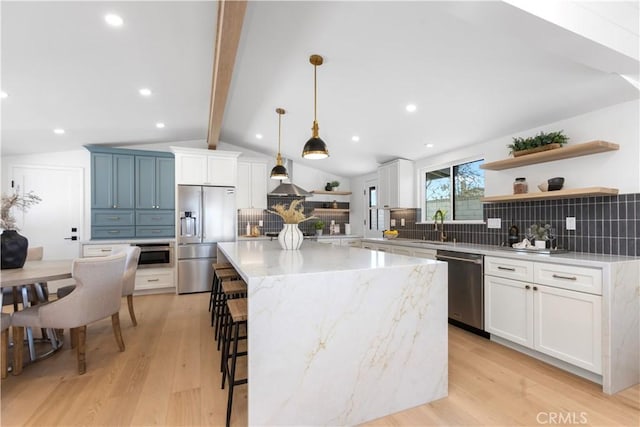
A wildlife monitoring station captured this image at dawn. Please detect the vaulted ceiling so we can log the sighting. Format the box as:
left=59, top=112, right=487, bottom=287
left=2, top=1, right=638, bottom=177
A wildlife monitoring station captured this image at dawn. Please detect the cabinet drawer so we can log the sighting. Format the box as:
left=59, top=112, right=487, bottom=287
left=136, top=210, right=175, bottom=226
left=534, top=263, right=602, bottom=295
left=135, top=226, right=175, bottom=238
left=92, top=210, right=134, bottom=226
left=485, top=256, right=534, bottom=282
left=83, top=243, right=131, bottom=257
left=135, top=269, right=174, bottom=290
left=91, top=227, right=135, bottom=239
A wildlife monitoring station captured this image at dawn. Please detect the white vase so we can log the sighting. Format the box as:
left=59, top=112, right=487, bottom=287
left=278, top=223, right=304, bottom=250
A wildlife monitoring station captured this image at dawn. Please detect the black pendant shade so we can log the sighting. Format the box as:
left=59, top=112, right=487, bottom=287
left=270, top=163, right=288, bottom=180
left=271, top=108, right=289, bottom=180
left=302, top=136, right=329, bottom=160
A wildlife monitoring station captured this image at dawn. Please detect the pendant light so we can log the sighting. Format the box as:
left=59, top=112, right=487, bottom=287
left=270, top=108, right=289, bottom=180
left=302, top=54, right=329, bottom=159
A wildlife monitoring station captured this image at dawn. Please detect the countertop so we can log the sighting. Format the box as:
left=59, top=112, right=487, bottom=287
left=218, top=240, right=437, bottom=281
left=361, top=237, right=640, bottom=267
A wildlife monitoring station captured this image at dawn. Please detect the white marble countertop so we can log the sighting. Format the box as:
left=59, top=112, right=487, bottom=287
left=361, top=237, right=640, bottom=267
left=217, top=240, right=438, bottom=281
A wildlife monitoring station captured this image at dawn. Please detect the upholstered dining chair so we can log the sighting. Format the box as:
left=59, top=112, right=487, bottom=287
left=56, top=246, right=141, bottom=326
left=1, top=313, right=10, bottom=379
left=11, top=252, right=127, bottom=375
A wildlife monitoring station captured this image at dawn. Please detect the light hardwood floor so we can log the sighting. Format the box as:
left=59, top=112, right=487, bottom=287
left=1, top=293, right=638, bottom=426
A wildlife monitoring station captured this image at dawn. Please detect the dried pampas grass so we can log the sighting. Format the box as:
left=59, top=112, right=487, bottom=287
left=268, top=199, right=316, bottom=224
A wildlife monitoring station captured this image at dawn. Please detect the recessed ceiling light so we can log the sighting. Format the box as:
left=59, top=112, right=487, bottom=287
left=406, top=104, right=417, bottom=113
left=53, top=128, right=65, bottom=135
left=105, top=14, right=123, bottom=27
left=425, top=143, right=434, bottom=148
left=255, top=134, right=263, bottom=139
left=156, top=122, right=165, bottom=129
left=351, top=136, right=360, bottom=142
left=0, top=91, right=7, bottom=99
left=139, top=88, right=152, bottom=97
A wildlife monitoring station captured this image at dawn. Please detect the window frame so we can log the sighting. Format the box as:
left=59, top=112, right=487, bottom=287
left=418, top=156, right=486, bottom=224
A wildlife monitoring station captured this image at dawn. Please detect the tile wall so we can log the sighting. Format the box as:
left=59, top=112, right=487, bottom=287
left=237, top=196, right=350, bottom=236
left=390, top=193, right=640, bottom=256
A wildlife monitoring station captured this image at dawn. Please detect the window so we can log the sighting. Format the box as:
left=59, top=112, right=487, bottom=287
left=423, top=158, right=484, bottom=222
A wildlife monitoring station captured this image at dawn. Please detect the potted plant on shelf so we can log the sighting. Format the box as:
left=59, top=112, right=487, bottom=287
left=330, top=180, right=340, bottom=191
left=314, top=220, right=325, bottom=236
left=1, top=189, right=41, bottom=269
left=507, top=130, right=569, bottom=157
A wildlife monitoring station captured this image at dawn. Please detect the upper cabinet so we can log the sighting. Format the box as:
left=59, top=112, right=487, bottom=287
left=172, top=147, right=241, bottom=186
left=91, top=152, right=135, bottom=209
left=377, top=159, right=415, bottom=208
left=237, top=160, right=267, bottom=209
left=135, top=155, right=175, bottom=209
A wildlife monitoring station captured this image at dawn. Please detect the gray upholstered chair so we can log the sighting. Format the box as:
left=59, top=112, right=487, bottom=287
left=11, top=252, right=127, bottom=375
left=56, top=246, right=141, bottom=326
left=1, top=313, right=10, bottom=379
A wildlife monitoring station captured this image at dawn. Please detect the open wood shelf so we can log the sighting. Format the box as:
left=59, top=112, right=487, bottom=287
left=481, top=187, right=619, bottom=203
left=311, top=208, right=350, bottom=213
left=481, top=140, right=619, bottom=171
left=310, top=190, right=352, bottom=195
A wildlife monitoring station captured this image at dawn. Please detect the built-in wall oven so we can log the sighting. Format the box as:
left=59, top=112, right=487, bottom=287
left=436, top=250, right=488, bottom=338
left=133, top=243, right=174, bottom=269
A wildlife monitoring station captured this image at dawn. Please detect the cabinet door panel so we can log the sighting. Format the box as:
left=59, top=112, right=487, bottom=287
left=113, top=154, right=134, bottom=209
left=236, top=162, right=251, bottom=208
left=534, top=285, right=602, bottom=374
left=250, top=162, right=267, bottom=208
left=91, top=153, right=113, bottom=208
left=484, top=275, right=533, bottom=347
left=207, top=156, right=236, bottom=186
left=136, top=156, right=156, bottom=209
left=156, top=157, right=175, bottom=209
left=176, top=154, right=207, bottom=184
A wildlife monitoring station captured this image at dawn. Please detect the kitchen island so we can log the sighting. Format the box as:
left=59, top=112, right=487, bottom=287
left=217, top=240, right=448, bottom=426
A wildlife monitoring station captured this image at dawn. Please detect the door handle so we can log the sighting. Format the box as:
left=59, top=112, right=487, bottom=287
left=64, top=236, right=78, bottom=241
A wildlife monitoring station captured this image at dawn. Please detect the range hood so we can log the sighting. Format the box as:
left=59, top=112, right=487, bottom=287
left=268, top=159, right=311, bottom=197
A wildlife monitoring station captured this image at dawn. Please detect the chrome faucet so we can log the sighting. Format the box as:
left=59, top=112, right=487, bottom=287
left=434, top=209, right=447, bottom=242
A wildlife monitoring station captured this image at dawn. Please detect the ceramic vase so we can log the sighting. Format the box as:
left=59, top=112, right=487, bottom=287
left=1, top=230, right=29, bottom=269
left=278, top=224, right=303, bottom=250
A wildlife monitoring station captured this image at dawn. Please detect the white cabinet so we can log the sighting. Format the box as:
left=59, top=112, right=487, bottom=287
left=412, top=247, right=437, bottom=260
left=391, top=246, right=412, bottom=256
left=377, top=159, right=415, bottom=208
left=237, top=160, right=267, bottom=209
left=134, top=268, right=175, bottom=291
left=484, top=256, right=602, bottom=374
left=82, top=243, right=130, bottom=257
left=172, top=147, right=240, bottom=186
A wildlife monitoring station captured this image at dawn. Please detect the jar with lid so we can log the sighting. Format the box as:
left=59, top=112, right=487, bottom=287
left=513, top=177, right=528, bottom=194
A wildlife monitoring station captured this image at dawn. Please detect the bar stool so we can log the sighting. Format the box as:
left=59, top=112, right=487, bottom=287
left=216, top=280, right=247, bottom=350
left=209, top=262, right=234, bottom=312
left=221, top=298, right=248, bottom=427
left=212, top=269, right=241, bottom=333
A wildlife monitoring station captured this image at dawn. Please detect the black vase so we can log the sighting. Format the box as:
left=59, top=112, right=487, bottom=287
left=1, top=230, right=29, bottom=269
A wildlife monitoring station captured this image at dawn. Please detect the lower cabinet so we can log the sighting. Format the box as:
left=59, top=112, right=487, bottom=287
left=134, top=268, right=175, bottom=292
left=485, top=256, right=602, bottom=374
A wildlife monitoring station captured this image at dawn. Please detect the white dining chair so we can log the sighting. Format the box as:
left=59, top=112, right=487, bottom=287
left=11, top=252, right=127, bottom=375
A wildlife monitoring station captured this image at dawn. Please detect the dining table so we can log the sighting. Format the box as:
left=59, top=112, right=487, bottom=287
left=1, top=259, right=73, bottom=363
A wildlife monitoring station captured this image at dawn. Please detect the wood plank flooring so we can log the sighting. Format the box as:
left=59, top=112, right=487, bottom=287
left=1, top=293, right=638, bottom=426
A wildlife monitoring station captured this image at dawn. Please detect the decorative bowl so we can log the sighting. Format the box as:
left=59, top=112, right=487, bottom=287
left=537, top=182, right=549, bottom=192
left=547, top=177, right=564, bottom=191
left=383, top=232, right=398, bottom=239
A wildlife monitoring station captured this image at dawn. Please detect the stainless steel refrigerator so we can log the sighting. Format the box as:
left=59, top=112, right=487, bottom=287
left=177, top=185, right=236, bottom=294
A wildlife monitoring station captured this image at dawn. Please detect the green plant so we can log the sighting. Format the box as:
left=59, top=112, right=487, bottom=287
left=528, top=223, right=551, bottom=241
left=330, top=180, right=340, bottom=188
left=314, top=220, right=325, bottom=230
left=507, top=130, right=569, bottom=154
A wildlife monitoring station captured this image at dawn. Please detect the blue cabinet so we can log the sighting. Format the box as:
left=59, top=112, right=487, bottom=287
left=91, top=153, right=134, bottom=209
left=87, top=146, right=175, bottom=239
left=135, top=156, right=175, bottom=209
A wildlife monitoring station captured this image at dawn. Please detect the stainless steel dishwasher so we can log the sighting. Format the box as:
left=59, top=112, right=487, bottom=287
left=436, top=250, right=487, bottom=337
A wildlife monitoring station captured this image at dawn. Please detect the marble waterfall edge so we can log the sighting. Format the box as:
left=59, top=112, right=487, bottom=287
left=247, top=262, right=448, bottom=425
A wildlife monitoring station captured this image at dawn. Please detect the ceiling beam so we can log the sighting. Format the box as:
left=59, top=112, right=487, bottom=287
left=207, top=0, right=247, bottom=150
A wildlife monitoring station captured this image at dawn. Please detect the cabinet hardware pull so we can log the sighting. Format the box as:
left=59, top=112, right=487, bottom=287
left=552, top=274, right=577, bottom=281
left=108, top=230, right=120, bottom=234
left=525, top=285, right=530, bottom=289
left=108, top=216, right=120, bottom=220
left=100, top=249, right=111, bottom=252
left=497, top=266, right=516, bottom=271
left=152, top=217, right=161, bottom=220
left=147, top=278, right=160, bottom=282
left=436, top=254, right=483, bottom=264
left=533, top=286, right=538, bottom=291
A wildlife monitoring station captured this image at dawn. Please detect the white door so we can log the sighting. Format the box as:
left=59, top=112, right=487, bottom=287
left=363, top=178, right=384, bottom=238
left=10, top=165, right=83, bottom=260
